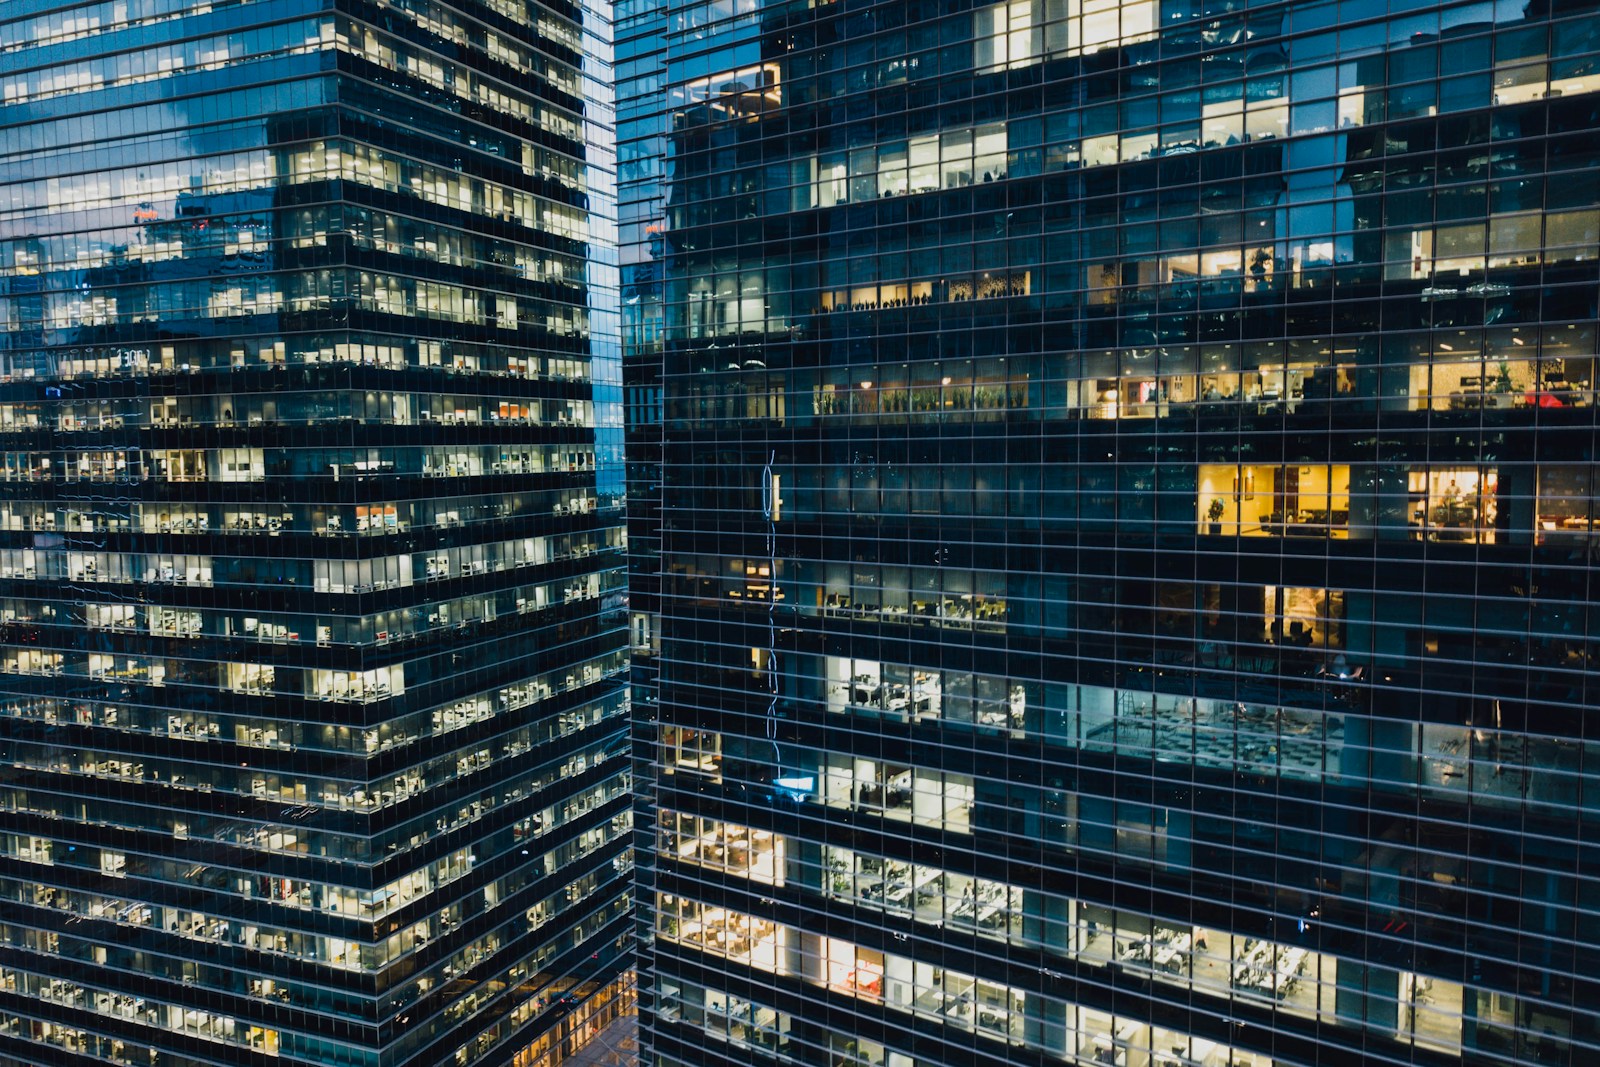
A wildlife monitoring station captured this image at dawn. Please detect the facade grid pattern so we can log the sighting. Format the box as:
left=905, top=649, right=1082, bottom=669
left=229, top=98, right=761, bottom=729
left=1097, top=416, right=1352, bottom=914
left=0, top=0, right=632, bottom=1064
left=640, top=0, right=1600, bottom=1066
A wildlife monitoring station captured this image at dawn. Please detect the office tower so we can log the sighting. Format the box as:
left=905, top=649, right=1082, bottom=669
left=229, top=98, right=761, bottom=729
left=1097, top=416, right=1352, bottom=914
left=614, top=0, right=669, bottom=1027
left=641, top=0, right=1600, bottom=1065
left=0, top=0, right=633, bottom=1064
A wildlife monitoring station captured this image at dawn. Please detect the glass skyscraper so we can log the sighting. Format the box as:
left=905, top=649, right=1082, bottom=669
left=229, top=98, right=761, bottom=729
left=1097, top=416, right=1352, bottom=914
left=642, top=0, right=1600, bottom=1065
left=615, top=0, right=669, bottom=1026
left=0, top=1, right=632, bottom=1065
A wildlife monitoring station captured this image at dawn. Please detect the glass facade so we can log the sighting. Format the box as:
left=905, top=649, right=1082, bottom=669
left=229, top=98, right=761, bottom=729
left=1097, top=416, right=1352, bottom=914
left=642, top=0, right=1600, bottom=1066
left=616, top=0, right=669, bottom=1038
left=0, top=1, right=631, bottom=1065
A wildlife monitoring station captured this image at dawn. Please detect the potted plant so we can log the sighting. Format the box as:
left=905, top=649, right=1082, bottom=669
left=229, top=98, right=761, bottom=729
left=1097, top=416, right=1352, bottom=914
left=827, top=855, right=852, bottom=895
left=1206, top=497, right=1226, bottom=535
left=1491, top=360, right=1514, bottom=406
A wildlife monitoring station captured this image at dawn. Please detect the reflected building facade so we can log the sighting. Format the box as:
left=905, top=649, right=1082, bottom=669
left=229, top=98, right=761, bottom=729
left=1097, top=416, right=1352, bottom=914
left=643, top=0, right=1600, bottom=1066
left=614, top=0, right=670, bottom=1030
left=0, top=1, right=632, bottom=1065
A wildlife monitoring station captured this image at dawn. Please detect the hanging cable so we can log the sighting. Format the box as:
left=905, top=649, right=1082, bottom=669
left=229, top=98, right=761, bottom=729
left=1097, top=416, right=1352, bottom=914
left=761, top=450, right=780, bottom=767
